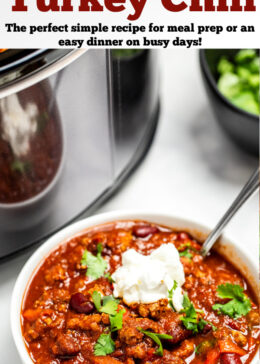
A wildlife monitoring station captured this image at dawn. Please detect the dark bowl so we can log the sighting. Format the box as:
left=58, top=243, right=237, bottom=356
left=199, top=49, right=259, bottom=156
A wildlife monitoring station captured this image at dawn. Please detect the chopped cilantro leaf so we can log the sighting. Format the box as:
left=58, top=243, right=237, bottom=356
left=181, top=315, right=199, bottom=333
left=178, top=242, right=199, bottom=252
left=168, top=281, right=178, bottom=311
left=182, top=294, right=192, bottom=308
left=178, top=242, right=191, bottom=250
left=217, top=50, right=260, bottom=115
left=197, top=319, right=208, bottom=332
left=218, top=57, right=235, bottom=74
left=198, top=319, right=217, bottom=332
left=168, top=280, right=178, bottom=298
left=92, top=292, right=122, bottom=333
left=110, top=309, right=125, bottom=332
left=195, top=344, right=200, bottom=354
left=105, top=272, right=115, bottom=283
left=94, top=333, right=115, bottom=356
left=11, top=160, right=31, bottom=174
left=81, top=247, right=107, bottom=280
left=213, top=299, right=251, bottom=319
left=101, top=296, right=119, bottom=316
left=213, top=284, right=251, bottom=319
left=138, top=328, right=172, bottom=356
left=180, top=294, right=212, bottom=334
left=235, top=49, right=256, bottom=63
left=215, top=283, right=244, bottom=300
left=81, top=250, right=87, bottom=266
left=92, top=292, right=119, bottom=316
left=179, top=249, right=193, bottom=260
left=97, top=243, right=103, bottom=254
left=168, top=281, right=178, bottom=301
left=92, top=291, right=102, bottom=311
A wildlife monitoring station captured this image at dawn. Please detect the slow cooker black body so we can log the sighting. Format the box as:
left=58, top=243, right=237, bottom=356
left=0, top=49, right=160, bottom=259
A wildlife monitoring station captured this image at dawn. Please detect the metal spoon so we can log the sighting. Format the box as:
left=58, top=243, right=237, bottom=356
left=201, top=167, right=259, bottom=257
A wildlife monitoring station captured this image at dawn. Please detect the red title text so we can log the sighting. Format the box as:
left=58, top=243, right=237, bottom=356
left=12, top=0, right=257, bottom=21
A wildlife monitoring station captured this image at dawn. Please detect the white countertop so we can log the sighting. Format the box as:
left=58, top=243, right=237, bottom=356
left=0, top=49, right=258, bottom=363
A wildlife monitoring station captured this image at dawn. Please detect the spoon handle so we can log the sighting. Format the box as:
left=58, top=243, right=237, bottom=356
left=201, top=167, right=259, bottom=257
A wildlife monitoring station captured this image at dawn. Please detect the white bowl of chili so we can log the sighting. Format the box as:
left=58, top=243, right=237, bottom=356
left=11, top=211, right=260, bottom=364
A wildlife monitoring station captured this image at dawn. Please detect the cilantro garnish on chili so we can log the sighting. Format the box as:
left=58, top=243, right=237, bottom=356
left=179, top=249, right=193, bottom=259
left=105, top=272, right=115, bottom=283
left=92, top=291, right=119, bottom=316
left=92, top=291, right=124, bottom=355
left=94, top=333, right=115, bottom=356
left=213, top=283, right=252, bottom=318
left=81, top=243, right=107, bottom=280
left=181, top=294, right=216, bottom=334
left=110, top=309, right=125, bottom=332
left=168, top=280, right=178, bottom=310
left=138, top=328, right=173, bottom=356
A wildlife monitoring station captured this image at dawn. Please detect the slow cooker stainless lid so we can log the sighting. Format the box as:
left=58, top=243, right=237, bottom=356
left=0, top=49, right=87, bottom=98
left=0, top=49, right=46, bottom=73
left=0, top=49, right=160, bottom=260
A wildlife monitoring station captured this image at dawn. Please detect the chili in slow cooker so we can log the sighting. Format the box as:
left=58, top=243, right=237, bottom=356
left=22, top=221, right=260, bottom=364
left=0, top=81, right=62, bottom=204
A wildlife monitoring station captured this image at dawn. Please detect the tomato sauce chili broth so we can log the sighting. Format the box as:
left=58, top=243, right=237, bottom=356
left=21, top=221, right=260, bottom=364
left=0, top=81, right=62, bottom=204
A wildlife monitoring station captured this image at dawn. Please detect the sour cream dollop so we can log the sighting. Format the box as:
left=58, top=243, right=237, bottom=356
left=112, top=244, right=185, bottom=311
left=0, top=94, right=38, bottom=157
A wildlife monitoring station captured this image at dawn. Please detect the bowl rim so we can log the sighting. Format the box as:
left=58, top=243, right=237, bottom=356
left=10, top=210, right=259, bottom=364
left=199, top=49, right=259, bottom=121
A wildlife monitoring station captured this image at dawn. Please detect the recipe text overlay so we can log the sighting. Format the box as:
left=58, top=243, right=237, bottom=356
left=1, top=1, right=259, bottom=48
left=4, top=22, right=256, bottom=49
left=11, top=0, right=257, bottom=21
left=4, top=21, right=257, bottom=49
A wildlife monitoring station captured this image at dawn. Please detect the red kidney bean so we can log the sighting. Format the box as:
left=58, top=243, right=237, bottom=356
left=202, top=323, right=213, bottom=334
left=102, top=246, right=112, bottom=256
left=178, top=232, right=190, bottom=240
left=225, top=318, right=242, bottom=331
left=70, top=293, right=95, bottom=314
left=220, top=353, right=242, bottom=364
left=132, top=225, right=159, bottom=238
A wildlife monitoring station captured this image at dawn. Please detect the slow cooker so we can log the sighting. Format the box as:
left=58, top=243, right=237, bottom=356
left=0, top=49, right=160, bottom=259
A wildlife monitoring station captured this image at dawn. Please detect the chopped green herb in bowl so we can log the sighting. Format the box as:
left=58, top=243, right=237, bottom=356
left=217, top=49, right=259, bottom=115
